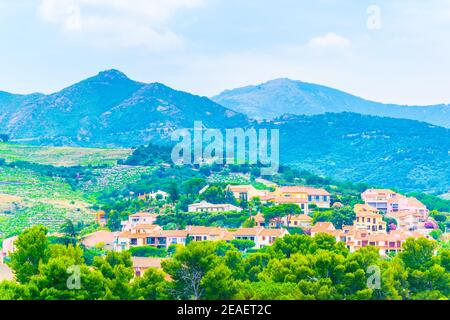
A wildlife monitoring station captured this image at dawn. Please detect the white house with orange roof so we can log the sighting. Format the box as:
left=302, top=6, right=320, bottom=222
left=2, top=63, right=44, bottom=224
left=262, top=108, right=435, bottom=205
left=387, top=196, right=429, bottom=219
left=362, top=189, right=398, bottom=213
left=231, top=226, right=288, bottom=249
left=115, top=224, right=163, bottom=251
left=226, top=185, right=269, bottom=202
left=121, top=212, right=159, bottom=231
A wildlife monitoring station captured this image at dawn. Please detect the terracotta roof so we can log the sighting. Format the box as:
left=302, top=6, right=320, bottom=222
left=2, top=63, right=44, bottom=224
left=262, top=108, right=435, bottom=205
left=363, top=189, right=396, bottom=196
left=354, top=204, right=382, bottom=217
left=252, top=213, right=265, bottom=223
left=231, top=227, right=263, bottom=236
left=271, top=197, right=308, bottom=204
left=186, top=226, right=224, bottom=235
left=132, top=257, right=165, bottom=269
left=277, top=186, right=330, bottom=196
left=227, top=185, right=255, bottom=192
left=289, top=214, right=312, bottom=222
left=259, top=228, right=287, bottom=237
left=311, top=222, right=336, bottom=234
left=129, top=212, right=159, bottom=218
left=162, top=230, right=189, bottom=237
left=81, top=230, right=116, bottom=247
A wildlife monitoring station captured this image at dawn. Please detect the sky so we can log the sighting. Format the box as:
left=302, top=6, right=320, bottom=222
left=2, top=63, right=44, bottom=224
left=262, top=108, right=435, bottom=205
left=1, top=0, right=450, bottom=105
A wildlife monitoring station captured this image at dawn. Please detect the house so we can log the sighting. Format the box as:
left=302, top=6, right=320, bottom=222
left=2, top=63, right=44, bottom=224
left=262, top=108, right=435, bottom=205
left=385, top=210, right=428, bottom=232
left=1, top=235, right=18, bottom=263
left=81, top=230, right=116, bottom=250
left=353, top=204, right=387, bottom=234
left=186, top=226, right=232, bottom=242
left=272, top=197, right=310, bottom=214
left=257, top=228, right=289, bottom=247
left=132, top=257, right=164, bottom=277
left=163, top=230, right=189, bottom=247
left=121, top=212, right=159, bottom=231
left=114, top=224, right=163, bottom=251
left=274, top=186, right=331, bottom=208
left=226, top=185, right=268, bottom=202
left=188, top=201, right=242, bottom=213
left=282, top=214, right=313, bottom=228
left=387, top=196, right=429, bottom=219
left=138, top=190, right=169, bottom=202
left=261, top=186, right=331, bottom=213
left=231, top=227, right=288, bottom=249
left=312, top=218, right=429, bottom=256
left=345, top=228, right=426, bottom=256
left=310, top=222, right=337, bottom=237
left=361, top=189, right=398, bottom=213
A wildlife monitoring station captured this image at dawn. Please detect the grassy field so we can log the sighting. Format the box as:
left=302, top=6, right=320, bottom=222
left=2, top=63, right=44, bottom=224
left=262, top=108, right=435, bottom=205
left=0, top=142, right=132, bottom=166
left=0, top=143, right=159, bottom=240
left=0, top=166, right=96, bottom=239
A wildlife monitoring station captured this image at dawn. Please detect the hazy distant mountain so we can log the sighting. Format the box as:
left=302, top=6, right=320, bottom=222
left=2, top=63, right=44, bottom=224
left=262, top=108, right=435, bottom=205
left=0, top=70, right=248, bottom=147
left=212, top=78, right=450, bottom=127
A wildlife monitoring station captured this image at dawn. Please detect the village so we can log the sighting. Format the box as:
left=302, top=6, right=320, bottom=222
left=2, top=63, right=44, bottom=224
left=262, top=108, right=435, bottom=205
left=3, top=182, right=441, bottom=279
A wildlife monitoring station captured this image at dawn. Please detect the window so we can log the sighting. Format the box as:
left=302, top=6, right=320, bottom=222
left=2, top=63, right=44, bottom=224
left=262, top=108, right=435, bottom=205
left=131, top=238, right=138, bottom=245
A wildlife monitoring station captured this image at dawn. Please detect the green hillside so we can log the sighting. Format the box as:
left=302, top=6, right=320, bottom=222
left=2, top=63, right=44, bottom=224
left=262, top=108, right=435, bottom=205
left=0, top=142, right=132, bottom=166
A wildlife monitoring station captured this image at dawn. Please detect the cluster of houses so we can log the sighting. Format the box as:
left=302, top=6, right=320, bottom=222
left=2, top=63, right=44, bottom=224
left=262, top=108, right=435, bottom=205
left=309, top=189, right=433, bottom=256
left=114, top=212, right=288, bottom=252
left=0, top=185, right=442, bottom=276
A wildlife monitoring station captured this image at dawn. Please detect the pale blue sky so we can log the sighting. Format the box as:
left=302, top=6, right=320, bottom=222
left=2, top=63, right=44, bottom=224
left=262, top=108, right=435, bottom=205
left=1, top=0, right=450, bottom=105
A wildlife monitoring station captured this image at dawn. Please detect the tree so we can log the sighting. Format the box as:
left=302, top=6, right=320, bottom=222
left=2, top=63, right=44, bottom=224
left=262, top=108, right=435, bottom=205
left=168, top=182, right=180, bottom=203
left=60, top=219, right=78, bottom=246
left=183, top=178, right=206, bottom=198
left=263, top=204, right=301, bottom=228
left=202, top=185, right=226, bottom=204
left=131, top=268, right=169, bottom=300
left=430, top=229, right=443, bottom=240
left=94, top=251, right=134, bottom=300
left=11, top=226, right=49, bottom=283
left=162, top=241, right=230, bottom=300
left=400, top=238, right=436, bottom=270
left=0, top=134, right=9, bottom=142
left=230, top=239, right=255, bottom=252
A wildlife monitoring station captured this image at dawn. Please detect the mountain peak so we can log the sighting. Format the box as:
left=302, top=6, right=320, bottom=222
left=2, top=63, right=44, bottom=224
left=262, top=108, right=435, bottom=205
left=96, top=69, right=129, bottom=81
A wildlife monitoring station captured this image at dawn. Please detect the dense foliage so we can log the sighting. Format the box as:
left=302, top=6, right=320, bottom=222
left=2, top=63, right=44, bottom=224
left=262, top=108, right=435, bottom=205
left=1, top=226, right=449, bottom=300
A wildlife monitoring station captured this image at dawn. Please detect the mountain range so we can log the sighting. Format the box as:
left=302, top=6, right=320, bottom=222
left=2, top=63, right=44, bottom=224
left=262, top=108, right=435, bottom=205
left=212, top=78, right=450, bottom=127
left=0, top=70, right=247, bottom=147
left=1, top=70, right=449, bottom=193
